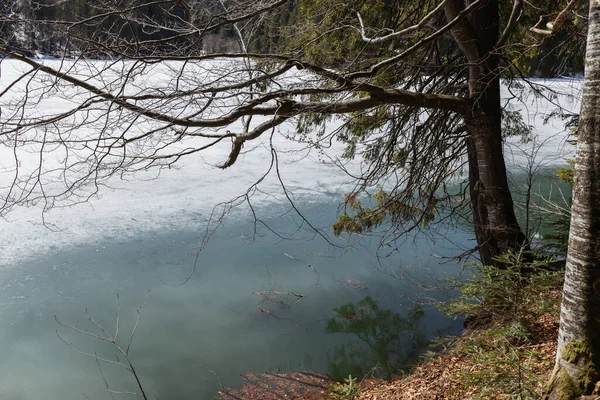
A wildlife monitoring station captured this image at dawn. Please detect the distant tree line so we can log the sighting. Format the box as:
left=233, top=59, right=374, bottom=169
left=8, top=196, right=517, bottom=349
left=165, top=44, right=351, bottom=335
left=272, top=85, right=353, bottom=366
left=0, top=0, right=244, bottom=57
left=0, top=0, right=585, bottom=77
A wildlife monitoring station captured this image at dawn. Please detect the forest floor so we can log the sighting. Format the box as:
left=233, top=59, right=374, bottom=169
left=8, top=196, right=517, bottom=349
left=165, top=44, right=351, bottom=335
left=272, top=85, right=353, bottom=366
left=354, top=292, right=559, bottom=399
left=220, top=289, right=561, bottom=400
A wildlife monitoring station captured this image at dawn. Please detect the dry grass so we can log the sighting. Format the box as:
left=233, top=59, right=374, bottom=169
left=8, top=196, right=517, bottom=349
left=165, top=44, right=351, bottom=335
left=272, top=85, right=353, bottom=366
left=355, top=290, right=561, bottom=400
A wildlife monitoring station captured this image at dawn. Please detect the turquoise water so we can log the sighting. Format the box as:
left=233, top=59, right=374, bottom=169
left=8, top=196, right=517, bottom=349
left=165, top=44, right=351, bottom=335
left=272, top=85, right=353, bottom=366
left=0, top=200, right=469, bottom=400
left=0, top=59, right=576, bottom=399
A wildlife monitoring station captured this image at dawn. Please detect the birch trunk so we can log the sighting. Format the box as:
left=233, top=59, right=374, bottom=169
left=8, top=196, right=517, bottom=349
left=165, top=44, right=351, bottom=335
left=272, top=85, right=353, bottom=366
left=546, top=1, right=600, bottom=397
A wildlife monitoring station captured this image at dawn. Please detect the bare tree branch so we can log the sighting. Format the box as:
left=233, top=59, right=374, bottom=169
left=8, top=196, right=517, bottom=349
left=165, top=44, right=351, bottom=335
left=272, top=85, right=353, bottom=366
left=55, top=295, right=149, bottom=400
left=530, top=0, right=582, bottom=35
left=354, top=0, right=448, bottom=44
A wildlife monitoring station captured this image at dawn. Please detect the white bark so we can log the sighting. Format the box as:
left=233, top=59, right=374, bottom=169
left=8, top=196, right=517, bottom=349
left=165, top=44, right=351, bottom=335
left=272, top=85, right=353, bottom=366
left=550, top=0, right=600, bottom=397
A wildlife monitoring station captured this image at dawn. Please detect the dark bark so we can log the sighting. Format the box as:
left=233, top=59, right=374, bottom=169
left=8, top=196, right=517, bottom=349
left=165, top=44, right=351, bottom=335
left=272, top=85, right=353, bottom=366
left=448, top=0, right=528, bottom=266
left=465, top=111, right=528, bottom=265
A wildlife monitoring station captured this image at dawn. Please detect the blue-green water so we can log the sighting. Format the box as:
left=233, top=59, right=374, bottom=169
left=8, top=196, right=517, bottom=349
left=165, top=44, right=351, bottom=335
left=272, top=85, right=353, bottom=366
left=0, top=200, right=469, bottom=400
left=0, top=59, right=578, bottom=399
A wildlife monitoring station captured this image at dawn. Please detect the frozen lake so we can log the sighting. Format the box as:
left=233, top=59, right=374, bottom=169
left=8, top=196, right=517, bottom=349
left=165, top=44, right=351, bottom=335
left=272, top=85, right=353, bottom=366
left=0, top=59, right=580, bottom=399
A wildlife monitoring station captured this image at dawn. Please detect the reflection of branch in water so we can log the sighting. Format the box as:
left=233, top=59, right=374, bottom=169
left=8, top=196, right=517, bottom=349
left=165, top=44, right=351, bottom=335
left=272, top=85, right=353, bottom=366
left=369, top=257, right=459, bottom=309
left=281, top=251, right=319, bottom=274
left=325, top=296, right=427, bottom=381
left=229, top=259, right=325, bottom=335
left=256, top=306, right=301, bottom=326
left=254, top=261, right=321, bottom=310
left=253, top=290, right=305, bottom=307
left=333, top=275, right=368, bottom=290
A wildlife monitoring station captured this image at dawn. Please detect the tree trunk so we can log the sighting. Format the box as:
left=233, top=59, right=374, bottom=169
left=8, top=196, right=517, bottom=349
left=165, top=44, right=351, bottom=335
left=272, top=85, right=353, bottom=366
left=447, top=0, right=528, bottom=266
left=545, top=1, right=600, bottom=398
left=465, top=110, right=528, bottom=266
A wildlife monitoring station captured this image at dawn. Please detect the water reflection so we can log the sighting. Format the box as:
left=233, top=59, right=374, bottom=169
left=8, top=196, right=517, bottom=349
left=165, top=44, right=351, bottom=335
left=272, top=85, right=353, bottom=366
left=326, top=297, right=427, bottom=380
left=0, top=200, right=468, bottom=399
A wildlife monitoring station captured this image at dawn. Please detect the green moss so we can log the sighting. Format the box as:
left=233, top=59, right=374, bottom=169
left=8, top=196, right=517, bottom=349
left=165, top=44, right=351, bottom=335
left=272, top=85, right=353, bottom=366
left=556, top=368, right=581, bottom=400
left=555, top=339, right=598, bottom=397
left=544, top=366, right=558, bottom=399
left=561, top=339, right=592, bottom=364
left=578, top=363, right=596, bottom=394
